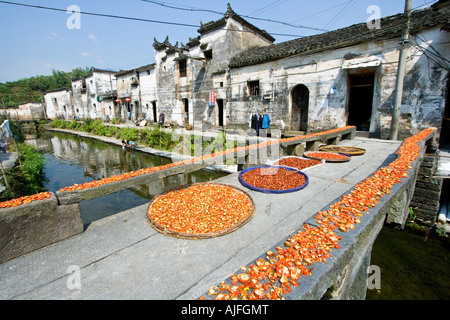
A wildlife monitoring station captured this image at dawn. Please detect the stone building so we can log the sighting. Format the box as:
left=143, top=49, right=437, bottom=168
left=44, top=68, right=117, bottom=121
left=83, top=68, right=117, bottom=121
left=0, top=102, right=45, bottom=121
left=136, top=63, right=157, bottom=123
left=115, top=69, right=141, bottom=122
left=115, top=63, right=156, bottom=123
left=152, top=4, right=275, bottom=127
left=225, top=1, right=450, bottom=140
left=44, top=87, right=73, bottom=119
left=70, top=77, right=88, bottom=119
left=42, top=2, right=449, bottom=143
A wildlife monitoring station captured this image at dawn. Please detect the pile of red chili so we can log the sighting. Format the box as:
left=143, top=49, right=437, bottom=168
left=0, top=192, right=52, bottom=208
left=241, top=167, right=307, bottom=191
left=147, top=184, right=253, bottom=235
left=274, top=158, right=322, bottom=171
left=306, top=152, right=349, bottom=161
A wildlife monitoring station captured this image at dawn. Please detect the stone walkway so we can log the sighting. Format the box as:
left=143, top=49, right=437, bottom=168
left=0, top=137, right=402, bottom=300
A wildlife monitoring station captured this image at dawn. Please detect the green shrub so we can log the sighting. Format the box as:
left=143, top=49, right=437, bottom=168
left=0, top=143, right=46, bottom=201
left=104, top=126, right=118, bottom=137
left=51, top=119, right=66, bottom=128
left=68, top=120, right=79, bottom=130
left=121, top=127, right=139, bottom=142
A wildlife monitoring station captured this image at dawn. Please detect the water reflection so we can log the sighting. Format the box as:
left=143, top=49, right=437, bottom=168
left=26, top=131, right=228, bottom=226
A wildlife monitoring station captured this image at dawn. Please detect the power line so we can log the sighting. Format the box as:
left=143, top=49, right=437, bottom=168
left=322, top=0, right=357, bottom=31
left=0, top=0, right=307, bottom=38
left=139, top=0, right=329, bottom=32
left=0, top=0, right=200, bottom=28
left=248, top=0, right=286, bottom=17
left=268, top=0, right=352, bottom=33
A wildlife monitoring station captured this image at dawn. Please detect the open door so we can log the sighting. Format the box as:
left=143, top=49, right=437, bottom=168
left=217, top=99, right=224, bottom=127
left=439, top=76, right=450, bottom=148
left=347, top=72, right=375, bottom=131
left=291, top=84, right=309, bottom=132
left=152, top=101, right=157, bottom=123
left=183, top=98, right=189, bottom=125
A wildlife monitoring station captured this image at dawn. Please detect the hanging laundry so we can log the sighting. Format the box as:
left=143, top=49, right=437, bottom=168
left=262, top=114, right=271, bottom=129
left=0, top=120, right=13, bottom=139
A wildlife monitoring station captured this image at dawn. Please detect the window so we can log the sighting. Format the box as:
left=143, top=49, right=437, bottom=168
left=179, top=60, right=187, bottom=78
left=247, top=80, right=260, bottom=96
left=204, top=50, right=212, bottom=60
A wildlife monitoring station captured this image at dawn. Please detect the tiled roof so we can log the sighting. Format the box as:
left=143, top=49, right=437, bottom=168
left=229, top=1, right=450, bottom=68
left=198, top=3, right=275, bottom=43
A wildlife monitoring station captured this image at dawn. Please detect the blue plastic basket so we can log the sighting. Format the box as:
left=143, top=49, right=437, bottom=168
left=238, top=165, right=309, bottom=194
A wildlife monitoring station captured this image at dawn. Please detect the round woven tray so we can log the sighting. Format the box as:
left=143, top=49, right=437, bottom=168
left=147, top=182, right=255, bottom=240
left=303, top=151, right=351, bottom=163
left=238, top=165, right=309, bottom=193
left=319, top=145, right=366, bottom=156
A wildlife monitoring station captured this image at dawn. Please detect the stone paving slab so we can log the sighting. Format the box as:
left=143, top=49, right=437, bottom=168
left=0, top=137, right=402, bottom=300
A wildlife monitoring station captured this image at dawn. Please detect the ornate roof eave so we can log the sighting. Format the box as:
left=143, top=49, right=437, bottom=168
left=153, top=36, right=171, bottom=50
left=197, top=3, right=275, bottom=43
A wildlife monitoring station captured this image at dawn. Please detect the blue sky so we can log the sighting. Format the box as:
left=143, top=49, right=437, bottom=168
left=0, top=0, right=438, bottom=83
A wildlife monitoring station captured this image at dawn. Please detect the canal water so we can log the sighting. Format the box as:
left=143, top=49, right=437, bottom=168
left=25, top=131, right=227, bottom=227
left=366, top=226, right=450, bottom=300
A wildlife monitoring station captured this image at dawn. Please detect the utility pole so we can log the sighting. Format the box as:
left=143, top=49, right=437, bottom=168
left=389, top=0, right=412, bottom=140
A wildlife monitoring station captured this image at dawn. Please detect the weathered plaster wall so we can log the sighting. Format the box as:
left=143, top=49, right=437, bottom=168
left=194, top=18, right=273, bottom=129
left=154, top=15, right=273, bottom=128
left=71, top=78, right=88, bottom=119
left=116, top=71, right=141, bottom=121
left=228, top=27, right=449, bottom=137
left=44, top=88, right=73, bottom=119
left=84, top=71, right=117, bottom=120
left=138, top=67, right=157, bottom=122
left=154, top=42, right=181, bottom=125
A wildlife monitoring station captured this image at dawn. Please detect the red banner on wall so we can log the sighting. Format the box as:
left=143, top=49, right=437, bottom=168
left=210, top=91, right=215, bottom=106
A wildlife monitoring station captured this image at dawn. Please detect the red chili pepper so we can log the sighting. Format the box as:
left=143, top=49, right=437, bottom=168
left=241, top=167, right=306, bottom=190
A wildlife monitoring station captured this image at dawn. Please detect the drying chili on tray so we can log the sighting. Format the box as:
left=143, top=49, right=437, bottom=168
left=305, top=152, right=349, bottom=161
left=147, top=183, right=253, bottom=236
left=240, top=167, right=307, bottom=191
left=274, top=158, right=322, bottom=171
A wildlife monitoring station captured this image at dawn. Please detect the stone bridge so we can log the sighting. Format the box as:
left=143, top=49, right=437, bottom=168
left=0, top=126, right=438, bottom=300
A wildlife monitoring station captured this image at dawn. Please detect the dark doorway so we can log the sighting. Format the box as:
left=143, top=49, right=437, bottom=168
left=347, top=72, right=375, bottom=131
left=291, top=84, right=309, bottom=132
left=439, top=76, right=450, bottom=148
left=152, top=101, right=157, bottom=123
left=183, top=98, right=189, bottom=124
left=217, top=99, right=224, bottom=127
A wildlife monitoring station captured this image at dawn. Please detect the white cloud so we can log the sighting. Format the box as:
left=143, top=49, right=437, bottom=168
left=88, top=34, right=99, bottom=44
left=81, top=52, right=92, bottom=57
left=46, top=30, right=65, bottom=41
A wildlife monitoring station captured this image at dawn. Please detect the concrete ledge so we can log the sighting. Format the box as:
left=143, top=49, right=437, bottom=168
left=199, top=130, right=436, bottom=300
left=0, top=193, right=83, bottom=264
